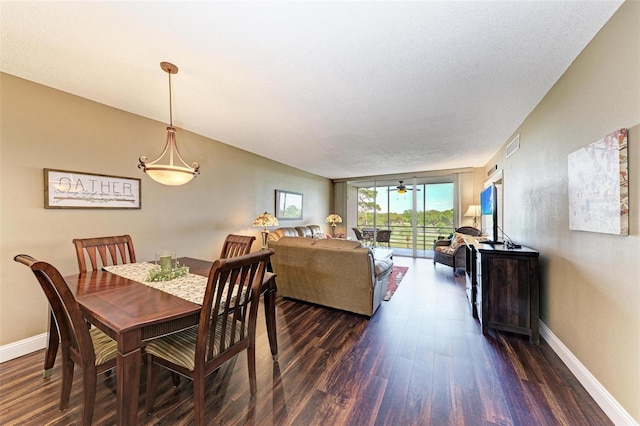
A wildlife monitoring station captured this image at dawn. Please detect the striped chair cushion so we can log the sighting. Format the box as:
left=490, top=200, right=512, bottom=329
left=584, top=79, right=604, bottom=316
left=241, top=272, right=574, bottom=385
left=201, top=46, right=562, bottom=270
left=435, top=245, right=456, bottom=255
left=144, top=320, right=246, bottom=371
left=89, top=327, right=118, bottom=365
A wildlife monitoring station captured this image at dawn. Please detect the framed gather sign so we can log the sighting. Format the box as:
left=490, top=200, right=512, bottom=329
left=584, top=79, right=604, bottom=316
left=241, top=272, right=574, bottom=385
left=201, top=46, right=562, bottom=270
left=44, top=168, right=141, bottom=209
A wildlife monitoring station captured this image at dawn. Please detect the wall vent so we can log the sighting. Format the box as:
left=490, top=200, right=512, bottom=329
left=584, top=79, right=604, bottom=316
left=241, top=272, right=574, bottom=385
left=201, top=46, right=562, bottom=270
left=506, top=134, right=520, bottom=158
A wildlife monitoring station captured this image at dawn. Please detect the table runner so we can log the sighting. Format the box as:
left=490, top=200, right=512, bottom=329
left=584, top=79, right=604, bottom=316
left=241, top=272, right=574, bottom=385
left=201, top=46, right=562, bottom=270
left=104, top=262, right=209, bottom=305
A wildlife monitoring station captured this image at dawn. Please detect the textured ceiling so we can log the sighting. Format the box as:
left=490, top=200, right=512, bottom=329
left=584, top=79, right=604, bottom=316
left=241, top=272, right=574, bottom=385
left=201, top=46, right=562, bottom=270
left=0, top=1, right=623, bottom=180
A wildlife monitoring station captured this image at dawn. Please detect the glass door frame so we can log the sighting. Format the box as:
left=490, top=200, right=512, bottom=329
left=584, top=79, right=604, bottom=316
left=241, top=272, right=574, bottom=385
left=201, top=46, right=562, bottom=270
left=353, top=176, right=456, bottom=258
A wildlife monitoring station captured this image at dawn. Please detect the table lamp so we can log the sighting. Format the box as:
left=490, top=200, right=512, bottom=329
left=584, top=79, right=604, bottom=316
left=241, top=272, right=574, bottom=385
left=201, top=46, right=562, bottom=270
left=464, top=205, right=481, bottom=228
left=253, top=211, right=279, bottom=249
left=325, top=214, right=342, bottom=237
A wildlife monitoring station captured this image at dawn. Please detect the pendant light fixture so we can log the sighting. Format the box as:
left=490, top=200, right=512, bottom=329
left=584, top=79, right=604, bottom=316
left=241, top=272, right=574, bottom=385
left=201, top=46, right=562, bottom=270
left=139, top=62, right=200, bottom=186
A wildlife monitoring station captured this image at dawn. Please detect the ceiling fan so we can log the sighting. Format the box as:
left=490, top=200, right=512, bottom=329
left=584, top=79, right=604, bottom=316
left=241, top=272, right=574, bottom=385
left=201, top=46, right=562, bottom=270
left=389, top=180, right=421, bottom=195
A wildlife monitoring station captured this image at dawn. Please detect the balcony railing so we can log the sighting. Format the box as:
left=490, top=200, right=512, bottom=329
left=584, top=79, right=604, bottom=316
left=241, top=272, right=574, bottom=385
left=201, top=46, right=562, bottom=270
left=357, top=224, right=454, bottom=251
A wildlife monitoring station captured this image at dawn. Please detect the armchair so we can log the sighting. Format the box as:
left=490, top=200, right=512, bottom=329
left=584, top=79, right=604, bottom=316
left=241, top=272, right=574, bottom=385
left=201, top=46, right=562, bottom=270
left=433, top=227, right=481, bottom=275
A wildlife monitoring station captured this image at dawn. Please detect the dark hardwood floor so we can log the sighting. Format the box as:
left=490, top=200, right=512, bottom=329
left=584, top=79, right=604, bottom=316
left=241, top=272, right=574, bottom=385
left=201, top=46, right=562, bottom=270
left=0, top=256, right=612, bottom=425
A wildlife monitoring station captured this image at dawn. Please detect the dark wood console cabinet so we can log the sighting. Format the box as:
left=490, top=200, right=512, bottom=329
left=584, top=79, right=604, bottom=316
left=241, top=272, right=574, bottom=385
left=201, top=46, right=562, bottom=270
left=464, top=242, right=479, bottom=318
left=465, top=241, right=540, bottom=344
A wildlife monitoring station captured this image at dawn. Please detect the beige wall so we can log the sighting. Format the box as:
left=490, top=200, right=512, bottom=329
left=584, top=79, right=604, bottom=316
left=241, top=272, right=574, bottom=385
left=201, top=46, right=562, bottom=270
left=485, top=2, right=639, bottom=421
left=0, top=73, right=332, bottom=345
left=457, top=168, right=485, bottom=228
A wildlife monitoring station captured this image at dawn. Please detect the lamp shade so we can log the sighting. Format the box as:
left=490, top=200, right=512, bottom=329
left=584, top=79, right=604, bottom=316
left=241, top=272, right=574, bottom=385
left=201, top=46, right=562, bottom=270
left=464, top=205, right=481, bottom=227
left=253, top=211, right=279, bottom=228
left=325, top=214, right=342, bottom=225
left=464, top=205, right=481, bottom=218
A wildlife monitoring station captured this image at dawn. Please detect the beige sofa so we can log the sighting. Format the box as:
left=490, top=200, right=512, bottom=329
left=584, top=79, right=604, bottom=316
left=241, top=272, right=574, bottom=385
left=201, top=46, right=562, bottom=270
left=269, top=237, right=393, bottom=317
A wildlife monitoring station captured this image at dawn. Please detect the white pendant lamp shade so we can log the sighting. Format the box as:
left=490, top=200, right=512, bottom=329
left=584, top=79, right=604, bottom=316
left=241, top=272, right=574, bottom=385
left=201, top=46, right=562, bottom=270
left=139, top=62, right=200, bottom=186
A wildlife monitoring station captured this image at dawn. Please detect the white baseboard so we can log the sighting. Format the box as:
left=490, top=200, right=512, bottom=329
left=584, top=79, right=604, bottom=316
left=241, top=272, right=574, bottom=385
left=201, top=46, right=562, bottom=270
left=540, top=321, right=637, bottom=426
left=0, top=333, right=47, bottom=364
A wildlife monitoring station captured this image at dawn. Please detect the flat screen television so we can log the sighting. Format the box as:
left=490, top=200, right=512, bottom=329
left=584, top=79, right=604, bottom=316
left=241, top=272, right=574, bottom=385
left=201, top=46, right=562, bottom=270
left=480, top=183, right=501, bottom=244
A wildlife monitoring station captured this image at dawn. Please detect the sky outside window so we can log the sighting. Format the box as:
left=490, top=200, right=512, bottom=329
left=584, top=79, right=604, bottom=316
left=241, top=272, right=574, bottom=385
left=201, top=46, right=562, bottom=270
left=378, top=183, right=453, bottom=213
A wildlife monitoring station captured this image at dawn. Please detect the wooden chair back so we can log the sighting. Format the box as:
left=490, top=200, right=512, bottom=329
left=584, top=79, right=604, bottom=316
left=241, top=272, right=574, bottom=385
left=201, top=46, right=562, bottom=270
left=14, top=254, right=116, bottom=425
left=352, top=227, right=364, bottom=241
left=199, top=250, right=272, bottom=374
left=219, top=234, right=256, bottom=259
left=15, top=255, right=94, bottom=364
left=73, top=235, right=136, bottom=272
left=144, top=249, right=273, bottom=425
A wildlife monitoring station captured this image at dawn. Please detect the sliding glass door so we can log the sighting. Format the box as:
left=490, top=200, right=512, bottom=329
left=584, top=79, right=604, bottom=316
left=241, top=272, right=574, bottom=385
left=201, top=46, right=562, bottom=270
left=356, top=180, right=454, bottom=257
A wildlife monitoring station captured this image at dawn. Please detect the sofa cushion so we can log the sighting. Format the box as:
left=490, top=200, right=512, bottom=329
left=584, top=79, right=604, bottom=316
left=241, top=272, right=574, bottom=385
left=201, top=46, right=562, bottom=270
left=296, top=226, right=313, bottom=238
left=267, top=227, right=299, bottom=241
left=436, top=245, right=456, bottom=255
left=273, top=236, right=315, bottom=247
left=308, top=225, right=324, bottom=238
left=374, top=258, right=393, bottom=277
left=312, top=239, right=363, bottom=250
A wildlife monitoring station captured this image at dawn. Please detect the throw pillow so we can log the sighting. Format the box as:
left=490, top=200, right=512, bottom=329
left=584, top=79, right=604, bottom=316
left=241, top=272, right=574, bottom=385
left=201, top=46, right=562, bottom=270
left=448, top=232, right=465, bottom=250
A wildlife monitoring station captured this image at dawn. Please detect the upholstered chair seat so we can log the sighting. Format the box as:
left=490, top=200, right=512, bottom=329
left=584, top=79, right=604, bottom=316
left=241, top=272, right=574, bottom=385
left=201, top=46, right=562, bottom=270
left=144, top=319, right=245, bottom=371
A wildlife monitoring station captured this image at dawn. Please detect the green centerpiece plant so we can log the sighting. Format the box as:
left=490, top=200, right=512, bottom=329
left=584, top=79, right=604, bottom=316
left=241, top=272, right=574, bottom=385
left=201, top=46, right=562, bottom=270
left=146, top=260, right=189, bottom=282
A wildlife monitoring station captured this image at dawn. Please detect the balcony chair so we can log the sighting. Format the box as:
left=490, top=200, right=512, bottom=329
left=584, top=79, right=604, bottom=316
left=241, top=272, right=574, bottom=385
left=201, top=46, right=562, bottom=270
left=352, top=227, right=373, bottom=246
left=145, top=250, right=273, bottom=426
left=433, top=227, right=482, bottom=275
left=14, top=254, right=118, bottom=426
left=375, top=230, right=392, bottom=248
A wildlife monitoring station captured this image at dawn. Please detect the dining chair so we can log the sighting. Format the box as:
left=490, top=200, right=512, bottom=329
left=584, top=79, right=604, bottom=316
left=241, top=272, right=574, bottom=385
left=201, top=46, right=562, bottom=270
left=219, top=234, right=256, bottom=259
left=163, top=234, right=256, bottom=389
left=14, top=254, right=118, bottom=426
left=145, top=250, right=273, bottom=426
left=38, top=235, right=135, bottom=378
left=72, top=234, right=137, bottom=273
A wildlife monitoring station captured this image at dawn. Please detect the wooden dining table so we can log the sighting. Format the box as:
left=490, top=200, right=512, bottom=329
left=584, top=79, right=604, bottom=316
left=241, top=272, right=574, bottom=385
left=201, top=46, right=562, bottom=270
left=64, top=257, right=278, bottom=426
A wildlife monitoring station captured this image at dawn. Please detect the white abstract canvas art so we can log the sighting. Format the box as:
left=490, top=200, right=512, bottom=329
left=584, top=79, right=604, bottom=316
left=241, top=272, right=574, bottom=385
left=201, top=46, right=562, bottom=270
left=568, top=128, right=629, bottom=235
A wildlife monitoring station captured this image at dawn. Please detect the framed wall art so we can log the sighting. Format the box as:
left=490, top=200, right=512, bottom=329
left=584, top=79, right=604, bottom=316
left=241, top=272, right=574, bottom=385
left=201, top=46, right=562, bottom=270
left=567, top=128, right=628, bottom=235
left=275, top=189, right=303, bottom=220
left=44, top=168, right=141, bottom=209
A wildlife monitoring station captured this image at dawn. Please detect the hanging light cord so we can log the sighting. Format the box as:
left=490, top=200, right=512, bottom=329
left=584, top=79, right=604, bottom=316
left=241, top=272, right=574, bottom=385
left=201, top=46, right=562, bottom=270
left=168, top=69, right=173, bottom=127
